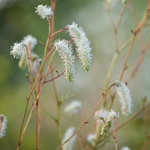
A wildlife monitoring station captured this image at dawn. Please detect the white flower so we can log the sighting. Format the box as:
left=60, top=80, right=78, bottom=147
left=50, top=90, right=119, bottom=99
left=105, top=109, right=119, bottom=122
left=35, top=4, right=53, bottom=20
left=94, top=110, right=108, bottom=123
left=10, top=42, right=26, bottom=59
left=120, top=146, right=131, bottom=150
left=64, top=101, right=82, bottom=116
left=100, top=109, right=119, bottom=137
left=115, top=80, right=133, bottom=116
left=94, top=109, right=119, bottom=137
left=67, top=22, right=92, bottom=71
left=62, top=127, right=76, bottom=150
left=22, top=35, right=37, bottom=50
left=0, top=114, right=7, bottom=138
left=86, top=133, right=96, bottom=145
left=54, top=40, right=75, bottom=82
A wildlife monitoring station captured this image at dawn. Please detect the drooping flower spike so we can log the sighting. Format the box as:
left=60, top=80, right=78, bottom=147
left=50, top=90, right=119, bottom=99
left=54, top=40, right=75, bottom=82
left=115, top=80, right=133, bottom=116
left=0, top=114, right=7, bottom=138
left=64, top=100, right=82, bottom=116
left=67, top=22, right=92, bottom=71
left=62, top=127, right=77, bottom=150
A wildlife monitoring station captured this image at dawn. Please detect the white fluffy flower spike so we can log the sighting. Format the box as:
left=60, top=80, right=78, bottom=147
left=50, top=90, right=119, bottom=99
left=64, top=100, right=82, bottom=116
left=120, top=146, right=131, bottom=150
left=0, top=114, right=7, bottom=138
left=86, top=133, right=96, bottom=145
left=67, top=22, right=92, bottom=71
left=115, top=80, right=133, bottom=116
left=10, top=42, right=26, bottom=59
left=62, top=127, right=76, bottom=150
left=55, top=40, right=75, bottom=82
left=35, top=4, right=53, bottom=20
left=22, top=35, right=37, bottom=50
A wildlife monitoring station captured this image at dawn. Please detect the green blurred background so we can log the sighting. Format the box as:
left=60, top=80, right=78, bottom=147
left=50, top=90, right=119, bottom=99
left=0, top=0, right=150, bottom=149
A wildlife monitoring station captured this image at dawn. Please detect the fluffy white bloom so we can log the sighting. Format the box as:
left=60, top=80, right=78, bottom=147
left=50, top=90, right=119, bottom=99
left=0, top=114, right=7, bottom=138
left=94, top=109, right=119, bottom=137
left=100, top=110, right=119, bottom=137
left=62, top=127, right=76, bottom=150
left=105, top=109, right=119, bottom=122
left=94, top=110, right=108, bottom=123
left=115, top=80, right=133, bottom=116
left=67, top=22, right=92, bottom=71
left=64, top=101, right=82, bottom=116
left=22, top=35, right=37, bottom=50
left=120, top=146, right=131, bottom=150
left=86, top=133, right=96, bottom=145
left=55, top=40, right=75, bottom=82
left=35, top=4, right=53, bottom=20
left=10, top=42, right=26, bottom=59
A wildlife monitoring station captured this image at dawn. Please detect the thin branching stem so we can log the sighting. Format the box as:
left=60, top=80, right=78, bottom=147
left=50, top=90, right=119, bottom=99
left=56, top=83, right=115, bottom=150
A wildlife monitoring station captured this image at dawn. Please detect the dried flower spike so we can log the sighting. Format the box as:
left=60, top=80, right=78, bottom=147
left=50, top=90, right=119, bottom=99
left=22, top=35, right=37, bottom=50
left=62, top=127, right=76, bottom=150
left=115, top=80, right=133, bottom=116
left=64, top=100, right=82, bottom=116
left=10, top=42, right=26, bottom=59
left=54, top=40, right=75, bottom=82
left=35, top=4, right=53, bottom=20
left=0, top=114, right=7, bottom=138
left=67, top=22, right=92, bottom=71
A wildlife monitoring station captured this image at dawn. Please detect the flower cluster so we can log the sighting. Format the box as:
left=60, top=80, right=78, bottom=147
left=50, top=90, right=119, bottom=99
left=0, top=114, right=7, bottom=138
left=19, top=35, right=38, bottom=70
left=54, top=40, right=75, bottom=82
left=94, top=110, right=108, bottom=123
left=10, top=42, right=26, bottom=59
left=64, top=100, right=82, bottom=116
left=115, top=80, right=133, bottom=116
left=94, top=109, right=119, bottom=137
left=35, top=4, right=53, bottom=20
left=67, top=22, right=92, bottom=71
left=62, top=127, right=76, bottom=150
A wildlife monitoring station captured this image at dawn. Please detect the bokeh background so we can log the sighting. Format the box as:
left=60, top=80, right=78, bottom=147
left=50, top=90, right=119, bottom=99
left=0, top=0, right=150, bottom=149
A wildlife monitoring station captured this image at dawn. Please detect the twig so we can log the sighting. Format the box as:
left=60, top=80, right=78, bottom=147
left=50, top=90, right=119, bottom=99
left=56, top=83, right=115, bottom=150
